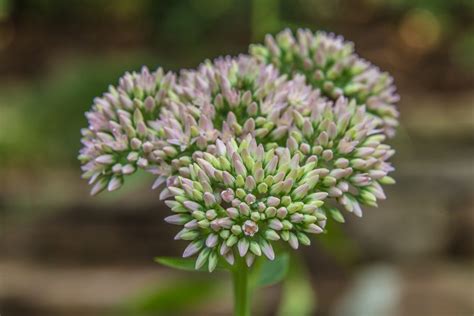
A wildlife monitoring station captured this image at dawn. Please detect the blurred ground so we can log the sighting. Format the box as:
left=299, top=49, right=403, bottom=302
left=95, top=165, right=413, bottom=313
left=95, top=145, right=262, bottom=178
left=1, top=1, right=473, bottom=315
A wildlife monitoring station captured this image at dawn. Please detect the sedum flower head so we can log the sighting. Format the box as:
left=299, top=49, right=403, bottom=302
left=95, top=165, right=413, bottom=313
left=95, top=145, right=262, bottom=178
left=78, top=29, right=399, bottom=273
left=163, top=135, right=328, bottom=272
left=280, top=96, right=395, bottom=219
left=176, top=55, right=288, bottom=140
left=163, top=95, right=395, bottom=272
left=78, top=66, right=176, bottom=195
left=250, top=28, right=400, bottom=137
left=150, top=55, right=325, bottom=177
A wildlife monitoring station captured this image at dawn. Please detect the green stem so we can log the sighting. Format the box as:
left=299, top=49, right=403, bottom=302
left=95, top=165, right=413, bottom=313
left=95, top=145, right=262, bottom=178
left=232, top=259, right=251, bottom=316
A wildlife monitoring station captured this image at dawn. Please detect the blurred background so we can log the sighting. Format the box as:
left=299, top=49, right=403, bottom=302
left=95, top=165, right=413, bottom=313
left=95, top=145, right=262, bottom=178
left=1, top=0, right=473, bottom=315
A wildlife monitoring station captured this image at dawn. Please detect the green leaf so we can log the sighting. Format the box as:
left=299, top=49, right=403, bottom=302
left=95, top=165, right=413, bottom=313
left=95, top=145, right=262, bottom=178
left=329, top=207, right=345, bottom=223
left=155, top=256, right=229, bottom=272
left=155, top=257, right=200, bottom=272
left=256, top=252, right=290, bottom=287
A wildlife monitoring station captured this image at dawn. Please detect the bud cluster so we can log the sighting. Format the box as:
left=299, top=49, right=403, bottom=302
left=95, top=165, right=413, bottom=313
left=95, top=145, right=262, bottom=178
left=152, top=55, right=324, bottom=176
left=164, top=135, right=328, bottom=271
left=282, top=97, right=395, bottom=218
left=250, top=29, right=400, bottom=137
left=176, top=55, right=288, bottom=140
left=79, top=67, right=176, bottom=195
left=79, top=29, right=399, bottom=270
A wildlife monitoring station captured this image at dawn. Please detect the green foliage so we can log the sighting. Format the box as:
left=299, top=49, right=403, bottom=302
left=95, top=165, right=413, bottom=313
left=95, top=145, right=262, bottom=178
left=155, top=256, right=231, bottom=272
left=155, top=256, right=199, bottom=271
left=255, top=253, right=290, bottom=287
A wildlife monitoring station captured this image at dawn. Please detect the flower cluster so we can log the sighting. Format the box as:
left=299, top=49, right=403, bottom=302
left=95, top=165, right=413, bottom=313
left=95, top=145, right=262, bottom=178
left=284, top=96, right=395, bottom=218
left=164, top=135, right=328, bottom=271
left=151, top=55, right=323, bottom=176
left=79, top=28, right=399, bottom=271
left=79, top=67, right=176, bottom=195
left=250, top=29, right=400, bottom=137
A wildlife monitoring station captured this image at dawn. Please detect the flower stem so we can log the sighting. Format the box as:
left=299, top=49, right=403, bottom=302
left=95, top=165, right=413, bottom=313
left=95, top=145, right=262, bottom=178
left=232, top=259, right=251, bottom=316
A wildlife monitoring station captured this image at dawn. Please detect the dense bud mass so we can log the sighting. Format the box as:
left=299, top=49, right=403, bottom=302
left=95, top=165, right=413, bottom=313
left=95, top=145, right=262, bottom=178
left=152, top=55, right=328, bottom=176
left=175, top=55, right=291, bottom=143
left=79, top=67, right=176, bottom=195
left=282, top=96, right=395, bottom=218
left=163, top=135, right=328, bottom=271
left=79, top=29, right=399, bottom=271
left=250, top=28, right=400, bottom=137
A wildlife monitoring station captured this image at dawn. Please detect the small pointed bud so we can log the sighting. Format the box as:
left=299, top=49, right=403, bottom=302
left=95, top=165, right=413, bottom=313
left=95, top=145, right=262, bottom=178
left=245, top=253, right=255, bottom=267
left=177, top=229, right=199, bottom=241
left=250, top=241, right=262, bottom=256
left=231, top=225, right=242, bottom=235
left=369, top=170, right=387, bottom=179
left=218, top=217, right=233, bottom=229
left=335, top=158, right=349, bottom=168
left=221, top=188, right=235, bottom=202
left=267, top=196, right=280, bottom=207
left=226, top=235, right=238, bottom=247
left=276, top=207, right=288, bottom=218
left=159, top=188, right=172, bottom=200
left=265, top=229, right=280, bottom=241
left=245, top=176, right=256, bottom=191
left=305, top=223, right=323, bottom=234
left=318, top=132, right=329, bottom=146
left=130, top=138, right=142, bottom=150
left=245, top=194, right=256, bottom=204
left=90, top=178, right=108, bottom=196
left=322, top=149, right=333, bottom=161
left=247, top=102, right=258, bottom=116
left=238, top=238, right=250, bottom=257
left=184, top=219, right=198, bottom=229
left=183, top=201, right=202, bottom=212
left=137, top=157, right=149, bottom=168
left=220, top=242, right=230, bottom=255
left=355, top=147, right=375, bottom=158
left=107, top=176, right=122, bottom=192
left=141, top=141, right=153, bottom=154
left=195, top=248, right=210, bottom=269
left=260, top=240, right=275, bottom=260
left=96, top=155, right=114, bottom=164
left=224, top=251, right=235, bottom=265
left=268, top=218, right=283, bottom=230
left=233, top=157, right=247, bottom=177
left=206, top=209, right=218, bottom=220
left=288, top=232, right=299, bottom=249
left=239, top=203, right=251, bottom=216
left=242, top=90, right=252, bottom=105
left=290, top=213, right=304, bottom=223
left=292, top=183, right=309, bottom=200
left=380, top=176, right=396, bottom=185
left=183, top=240, right=204, bottom=258
left=226, top=207, right=239, bottom=219
left=206, top=234, right=219, bottom=248
left=208, top=251, right=218, bottom=272
left=165, top=214, right=190, bottom=225
left=265, top=207, right=277, bottom=218
left=257, top=183, right=268, bottom=194
left=203, top=192, right=216, bottom=207
left=297, top=232, right=311, bottom=246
